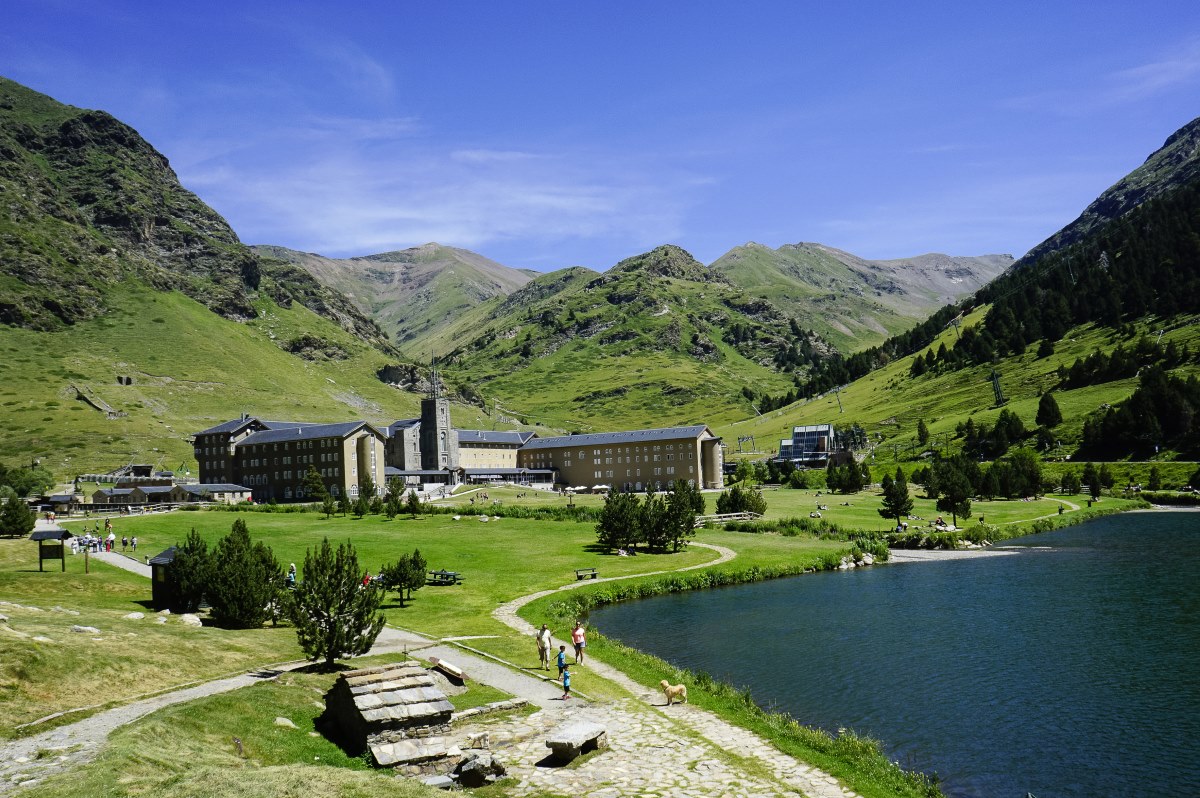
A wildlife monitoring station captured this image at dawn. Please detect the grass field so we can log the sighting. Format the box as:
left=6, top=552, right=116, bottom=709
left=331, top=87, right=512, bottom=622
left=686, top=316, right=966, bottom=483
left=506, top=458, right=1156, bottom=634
left=3, top=489, right=1153, bottom=797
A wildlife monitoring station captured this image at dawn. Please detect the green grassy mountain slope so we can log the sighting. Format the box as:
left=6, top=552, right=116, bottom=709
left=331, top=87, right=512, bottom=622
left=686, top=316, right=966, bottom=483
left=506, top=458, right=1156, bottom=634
left=711, top=242, right=1011, bottom=352
left=0, top=77, right=500, bottom=475
left=0, top=76, right=389, bottom=349
left=0, top=283, right=490, bottom=477
left=252, top=242, right=532, bottom=355
left=437, top=246, right=830, bottom=430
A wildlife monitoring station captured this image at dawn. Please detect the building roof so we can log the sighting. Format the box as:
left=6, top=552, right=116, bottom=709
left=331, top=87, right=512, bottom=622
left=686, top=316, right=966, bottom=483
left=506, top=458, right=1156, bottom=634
left=30, top=527, right=72, bottom=541
left=457, top=429, right=537, bottom=445
left=134, top=485, right=176, bottom=494
left=47, top=494, right=76, bottom=503
left=519, top=425, right=715, bottom=451
left=182, top=483, right=252, bottom=494
left=239, top=421, right=380, bottom=446
left=463, top=467, right=556, bottom=476
left=148, top=546, right=177, bottom=565
left=193, top=417, right=308, bottom=437
left=384, top=468, right=457, bottom=477
left=388, top=418, right=421, bottom=434
left=94, top=488, right=135, bottom=496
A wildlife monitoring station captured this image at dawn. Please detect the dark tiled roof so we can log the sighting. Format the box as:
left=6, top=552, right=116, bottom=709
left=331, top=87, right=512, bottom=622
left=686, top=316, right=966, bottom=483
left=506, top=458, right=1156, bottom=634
left=239, top=421, right=379, bottom=446
left=457, top=429, right=537, bottom=445
left=519, top=425, right=714, bottom=451
left=135, top=485, right=176, bottom=494
left=193, top=418, right=306, bottom=437
left=182, top=484, right=252, bottom=494
left=148, top=546, right=177, bottom=565
left=95, top=488, right=135, bottom=496
left=30, top=528, right=73, bottom=541
left=193, top=418, right=262, bottom=436
left=389, top=419, right=421, bottom=433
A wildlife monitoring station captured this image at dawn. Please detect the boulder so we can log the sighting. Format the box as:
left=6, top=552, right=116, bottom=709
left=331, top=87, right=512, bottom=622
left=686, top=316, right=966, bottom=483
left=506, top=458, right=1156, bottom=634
left=456, top=752, right=505, bottom=788
left=71, top=625, right=101, bottom=634
left=179, top=614, right=203, bottom=627
left=123, top=612, right=145, bottom=620
left=274, top=717, right=298, bottom=729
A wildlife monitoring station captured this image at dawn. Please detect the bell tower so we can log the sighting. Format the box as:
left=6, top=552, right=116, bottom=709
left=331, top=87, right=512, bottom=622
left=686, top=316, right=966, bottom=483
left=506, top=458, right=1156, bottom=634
left=420, top=360, right=459, bottom=471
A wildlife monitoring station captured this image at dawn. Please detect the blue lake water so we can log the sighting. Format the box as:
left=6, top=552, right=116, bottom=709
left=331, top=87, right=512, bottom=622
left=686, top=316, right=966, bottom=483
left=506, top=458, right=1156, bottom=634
left=589, top=511, right=1200, bottom=798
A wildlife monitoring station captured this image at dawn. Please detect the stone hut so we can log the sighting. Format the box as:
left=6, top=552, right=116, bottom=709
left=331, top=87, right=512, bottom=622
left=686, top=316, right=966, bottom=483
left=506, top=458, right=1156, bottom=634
left=323, top=661, right=455, bottom=768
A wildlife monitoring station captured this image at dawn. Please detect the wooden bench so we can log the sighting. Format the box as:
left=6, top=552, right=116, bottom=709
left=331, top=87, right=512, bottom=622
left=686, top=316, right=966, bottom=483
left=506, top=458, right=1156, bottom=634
left=574, top=568, right=598, bottom=580
left=545, top=720, right=608, bottom=762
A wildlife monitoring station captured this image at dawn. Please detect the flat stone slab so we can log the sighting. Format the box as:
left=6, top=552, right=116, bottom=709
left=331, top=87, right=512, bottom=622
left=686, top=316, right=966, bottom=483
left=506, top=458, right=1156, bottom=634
left=546, top=720, right=608, bottom=762
left=370, top=735, right=452, bottom=767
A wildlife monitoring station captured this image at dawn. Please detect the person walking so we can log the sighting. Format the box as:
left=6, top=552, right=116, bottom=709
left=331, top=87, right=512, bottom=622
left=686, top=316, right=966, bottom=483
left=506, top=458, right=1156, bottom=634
left=131, top=536, right=137, bottom=552
left=121, top=536, right=128, bottom=553
left=561, top=664, right=571, bottom=700
left=571, top=621, right=587, bottom=665
left=556, top=644, right=567, bottom=678
left=536, top=624, right=553, bottom=670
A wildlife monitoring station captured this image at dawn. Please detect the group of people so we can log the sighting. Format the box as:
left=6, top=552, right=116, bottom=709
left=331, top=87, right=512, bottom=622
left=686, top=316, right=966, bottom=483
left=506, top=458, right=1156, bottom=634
left=535, top=621, right=588, bottom=700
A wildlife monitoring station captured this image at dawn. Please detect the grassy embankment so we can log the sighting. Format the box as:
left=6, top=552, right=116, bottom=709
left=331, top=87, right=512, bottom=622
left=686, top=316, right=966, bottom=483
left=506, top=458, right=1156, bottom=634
left=3, top=485, right=1139, bottom=798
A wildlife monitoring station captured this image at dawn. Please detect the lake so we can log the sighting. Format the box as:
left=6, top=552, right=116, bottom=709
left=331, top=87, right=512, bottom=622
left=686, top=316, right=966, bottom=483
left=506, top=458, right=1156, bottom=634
left=589, top=511, right=1200, bottom=797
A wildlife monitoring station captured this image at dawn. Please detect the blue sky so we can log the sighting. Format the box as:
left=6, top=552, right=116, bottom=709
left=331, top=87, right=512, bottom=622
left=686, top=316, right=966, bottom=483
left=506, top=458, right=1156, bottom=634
left=5, top=2, right=1200, bottom=271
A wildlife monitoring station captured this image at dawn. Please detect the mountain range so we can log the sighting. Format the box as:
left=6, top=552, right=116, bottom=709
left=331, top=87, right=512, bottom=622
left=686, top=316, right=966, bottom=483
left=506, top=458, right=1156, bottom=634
left=1, top=74, right=1197, bottom=473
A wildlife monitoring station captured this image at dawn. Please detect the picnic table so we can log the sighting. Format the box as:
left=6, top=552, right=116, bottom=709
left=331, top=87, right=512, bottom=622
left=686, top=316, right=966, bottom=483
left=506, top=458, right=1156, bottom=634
left=427, top=569, right=462, bottom=586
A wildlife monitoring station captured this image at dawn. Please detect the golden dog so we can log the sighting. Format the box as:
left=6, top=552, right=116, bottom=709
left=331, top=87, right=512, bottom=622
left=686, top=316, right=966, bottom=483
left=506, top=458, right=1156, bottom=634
left=660, top=679, right=688, bottom=706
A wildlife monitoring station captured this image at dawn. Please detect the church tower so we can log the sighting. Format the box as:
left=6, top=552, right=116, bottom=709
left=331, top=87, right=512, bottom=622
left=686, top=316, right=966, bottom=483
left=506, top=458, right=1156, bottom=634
left=419, top=361, right=459, bottom=471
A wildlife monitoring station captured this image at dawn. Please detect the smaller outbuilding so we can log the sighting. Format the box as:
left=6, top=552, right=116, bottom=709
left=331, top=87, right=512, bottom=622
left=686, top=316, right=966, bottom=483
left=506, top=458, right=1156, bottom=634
left=147, top=546, right=177, bottom=610
left=323, top=661, right=455, bottom=768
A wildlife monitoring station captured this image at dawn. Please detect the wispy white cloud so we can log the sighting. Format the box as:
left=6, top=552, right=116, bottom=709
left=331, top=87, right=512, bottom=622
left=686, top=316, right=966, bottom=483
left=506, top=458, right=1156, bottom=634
left=179, top=130, right=700, bottom=263
left=1001, top=35, right=1200, bottom=114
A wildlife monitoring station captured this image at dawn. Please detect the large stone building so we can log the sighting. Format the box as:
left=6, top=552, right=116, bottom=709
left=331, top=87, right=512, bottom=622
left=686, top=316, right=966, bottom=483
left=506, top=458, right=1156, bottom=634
left=193, top=369, right=723, bottom=499
left=192, top=417, right=387, bottom=503
left=517, top=425, right=724, bottom=492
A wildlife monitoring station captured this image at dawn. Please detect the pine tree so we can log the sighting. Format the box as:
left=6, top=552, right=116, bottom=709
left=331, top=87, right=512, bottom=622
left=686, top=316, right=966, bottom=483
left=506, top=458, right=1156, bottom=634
left=878, top=468, right=914, bottom=528
left=1036, top=392, right=1064, bottom=428
left=207, top=519, right=280, bottom=629
left=301, top=465, right=328, bottom=503
left=664, top=480, right=698, bottom=552
left=288, top=538, right=385, bottom=669
left=405, top=490, right=423, bottom=518
left=595, top=491, right=640, bottom=552
left=936, top=467, right=973, bottom=527
left=0, top=496, right=35, bottom=538
left=165, top=528, right=211, bottom=613
left=917, top=419, right=930, bottom=445
left=640, top=493, right=669, bottom=550
left=322, top=493, right=336, bottom=519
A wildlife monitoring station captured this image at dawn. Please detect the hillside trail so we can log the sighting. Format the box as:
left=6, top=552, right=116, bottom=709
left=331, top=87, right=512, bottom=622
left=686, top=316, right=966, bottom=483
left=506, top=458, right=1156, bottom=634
left=2, top=540, right=860, bottom=798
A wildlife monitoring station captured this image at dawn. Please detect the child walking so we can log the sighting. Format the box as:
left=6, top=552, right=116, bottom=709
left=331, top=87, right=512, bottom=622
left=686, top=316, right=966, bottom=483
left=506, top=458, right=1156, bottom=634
left=561, top=664, right=571, bottom=700
left=556, top=644, right=567, bottom=677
